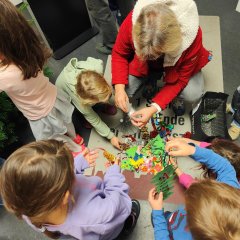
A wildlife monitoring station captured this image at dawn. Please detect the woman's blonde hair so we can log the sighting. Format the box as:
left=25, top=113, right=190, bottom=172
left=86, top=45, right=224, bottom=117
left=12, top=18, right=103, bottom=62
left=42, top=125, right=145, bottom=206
left=133, top=3, right=182, bottom=61
left=185, top=180, right=240, bottom=240
left=75, top=70, right=112, bottom=105
left=0, top=140, right=75, bottom=239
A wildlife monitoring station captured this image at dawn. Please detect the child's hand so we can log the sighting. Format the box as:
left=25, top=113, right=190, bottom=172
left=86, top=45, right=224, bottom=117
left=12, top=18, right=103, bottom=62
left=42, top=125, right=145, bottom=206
left=104, top=157, right=119, bottom=168
left=179, top=137, right=201, bottom=146
left=169, top=157, right=183, bottom=177
left=166, top=139, right=196, bottom=157
left=110, top=136, right=122, bottom=150
left=82, top=148, right=99, bottom=167
left=148, top=188, right=163, bottom=210
left=169, top=157, right=177, bottom=167
left=169, top=137, right=201, bottom=146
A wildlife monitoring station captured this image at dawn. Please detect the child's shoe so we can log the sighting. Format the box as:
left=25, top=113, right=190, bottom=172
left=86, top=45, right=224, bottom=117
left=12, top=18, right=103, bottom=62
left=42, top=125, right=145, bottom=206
left=101, top=104, right=117, bottom=115
left=73, top=134, right=84, bottom=145
left=96, top=43, right=112, bottom=55
left=122, top=199, right=141, bottom=236
left=228, top=125, right=240, bottom=140
left=172, top=97, right=185, bottom=116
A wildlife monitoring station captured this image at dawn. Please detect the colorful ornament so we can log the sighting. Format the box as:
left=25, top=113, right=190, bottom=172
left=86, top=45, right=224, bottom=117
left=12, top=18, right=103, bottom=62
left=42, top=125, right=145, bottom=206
left=103, top=150, right=116, bottom=164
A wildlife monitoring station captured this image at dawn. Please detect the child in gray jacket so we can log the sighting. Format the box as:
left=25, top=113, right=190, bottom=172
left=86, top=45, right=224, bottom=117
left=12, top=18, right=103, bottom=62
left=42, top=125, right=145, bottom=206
left=56, top=57, right=122, bottom=149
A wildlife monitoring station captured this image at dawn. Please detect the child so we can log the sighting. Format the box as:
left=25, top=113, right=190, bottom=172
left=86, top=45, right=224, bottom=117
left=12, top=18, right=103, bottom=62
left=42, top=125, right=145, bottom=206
left=0, top=140, right=140, bottom=240
left=56, top=58, right=122, bottom=149
left=112, top=0, right=211, bottom=128
left=171, top=138, right=240, bottom=188
left=148, top=138, right=240, bottom=240
left=227, top=85, right=240, bottom=140
left=0, top=0, right=82, bottom=151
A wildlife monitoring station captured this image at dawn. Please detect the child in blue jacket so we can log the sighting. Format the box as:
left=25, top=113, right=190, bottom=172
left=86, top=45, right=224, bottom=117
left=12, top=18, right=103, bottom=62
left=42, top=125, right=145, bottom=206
left=148, top=138, right=240, bottom=240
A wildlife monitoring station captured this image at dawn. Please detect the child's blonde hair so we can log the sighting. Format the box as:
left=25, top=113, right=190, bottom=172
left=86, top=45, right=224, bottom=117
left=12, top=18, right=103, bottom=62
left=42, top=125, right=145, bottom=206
left=0, top=140, right=75, bottom=239
left=185, top=180, right=240, bottom=240
left=133, top=3, right=182, bottom=61
left=75, top=70, right=112, bottom=105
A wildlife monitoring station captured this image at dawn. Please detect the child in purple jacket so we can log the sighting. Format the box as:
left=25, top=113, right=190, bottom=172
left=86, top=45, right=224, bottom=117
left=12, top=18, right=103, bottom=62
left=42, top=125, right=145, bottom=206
left=0, top=140, right=140, bottom=240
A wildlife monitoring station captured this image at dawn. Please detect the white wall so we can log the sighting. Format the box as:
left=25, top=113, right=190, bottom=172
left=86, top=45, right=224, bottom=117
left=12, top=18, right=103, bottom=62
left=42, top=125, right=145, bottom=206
left=237, top=0, right=240, bottom=12
left=10, top=0, right=22, bottom=6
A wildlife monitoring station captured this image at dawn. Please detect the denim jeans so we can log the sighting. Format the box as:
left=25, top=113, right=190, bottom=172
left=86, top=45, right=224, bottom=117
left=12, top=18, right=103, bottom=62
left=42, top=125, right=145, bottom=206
left=85, top=0, right=118, bottom=48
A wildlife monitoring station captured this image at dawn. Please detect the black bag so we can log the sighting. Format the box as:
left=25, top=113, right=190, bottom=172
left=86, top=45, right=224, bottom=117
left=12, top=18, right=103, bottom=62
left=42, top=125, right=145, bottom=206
left=191, top=91, right=229, bottom=141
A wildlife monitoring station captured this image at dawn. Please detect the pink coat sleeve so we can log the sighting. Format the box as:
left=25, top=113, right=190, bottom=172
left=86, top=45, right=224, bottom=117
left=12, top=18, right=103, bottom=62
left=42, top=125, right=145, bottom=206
left=199, top=142, right=211, bottom=148
left=179, top=173, right=197, bottom=189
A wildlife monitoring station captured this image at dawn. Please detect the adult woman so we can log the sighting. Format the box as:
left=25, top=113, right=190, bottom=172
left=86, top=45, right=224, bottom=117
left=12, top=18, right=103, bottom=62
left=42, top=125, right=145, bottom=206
left=112, top=0, right=211, bottom=127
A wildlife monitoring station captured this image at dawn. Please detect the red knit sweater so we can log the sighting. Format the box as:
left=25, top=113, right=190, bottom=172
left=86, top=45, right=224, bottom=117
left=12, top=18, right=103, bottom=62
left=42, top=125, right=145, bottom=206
left=112, top=11, right=210, bottom=110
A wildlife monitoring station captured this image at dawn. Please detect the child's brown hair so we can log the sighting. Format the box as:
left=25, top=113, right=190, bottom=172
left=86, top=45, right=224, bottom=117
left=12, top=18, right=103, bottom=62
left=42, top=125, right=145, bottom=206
left=203, top=139, right=240, bottom=179
left=132, top=3, right=182, bottom=61
left=185, top=180, right=240, bottom=240
left=75, top=70, right=112, bottom=105
left=0, top=140, right=75, bottom=239
left=0, top=0, right=52, bottom=79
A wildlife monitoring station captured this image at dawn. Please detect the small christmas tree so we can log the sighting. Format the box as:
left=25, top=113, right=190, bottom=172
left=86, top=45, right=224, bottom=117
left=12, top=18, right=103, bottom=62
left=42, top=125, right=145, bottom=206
left=151, top=164, right=176, bottom=200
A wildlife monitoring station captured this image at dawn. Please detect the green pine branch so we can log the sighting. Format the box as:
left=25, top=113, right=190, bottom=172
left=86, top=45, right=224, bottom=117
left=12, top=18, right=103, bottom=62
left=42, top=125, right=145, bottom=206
left=151, top=165, right=176, bottom=200
left=0, top=93, right=18, bottom=151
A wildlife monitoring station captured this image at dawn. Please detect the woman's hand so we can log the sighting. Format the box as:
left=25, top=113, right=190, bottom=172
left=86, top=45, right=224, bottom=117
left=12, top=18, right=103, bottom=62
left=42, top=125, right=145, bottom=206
left=114, top=84, right=129, bottom=112
left=82, top=148, right=99, bottom=167
left=131, top=106, right=157, bottom=128
left=110, top=136, right=122, bottom=150
left=165, top=138, right=196, bottom=157
left=148, top=188, right=163, bottom=210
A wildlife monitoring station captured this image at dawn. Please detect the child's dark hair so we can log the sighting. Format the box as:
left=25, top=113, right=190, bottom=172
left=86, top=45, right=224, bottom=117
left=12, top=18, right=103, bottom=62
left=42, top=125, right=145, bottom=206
left=185, top=180, right=240, bottom=240
left=0, top=0, right=52, bottom=79
left=0, top=140, right=75, bottom=239
left=202, top=138, right=240, bottom=179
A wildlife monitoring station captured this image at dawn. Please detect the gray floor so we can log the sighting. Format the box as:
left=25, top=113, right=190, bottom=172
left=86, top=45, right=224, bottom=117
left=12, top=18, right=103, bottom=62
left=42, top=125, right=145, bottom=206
left=1, top=0, right=240, bottom=239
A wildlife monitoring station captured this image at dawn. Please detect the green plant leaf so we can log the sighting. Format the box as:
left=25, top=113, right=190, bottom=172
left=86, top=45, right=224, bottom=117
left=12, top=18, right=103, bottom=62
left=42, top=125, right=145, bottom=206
left=43, top=66, right=54, bottom=78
